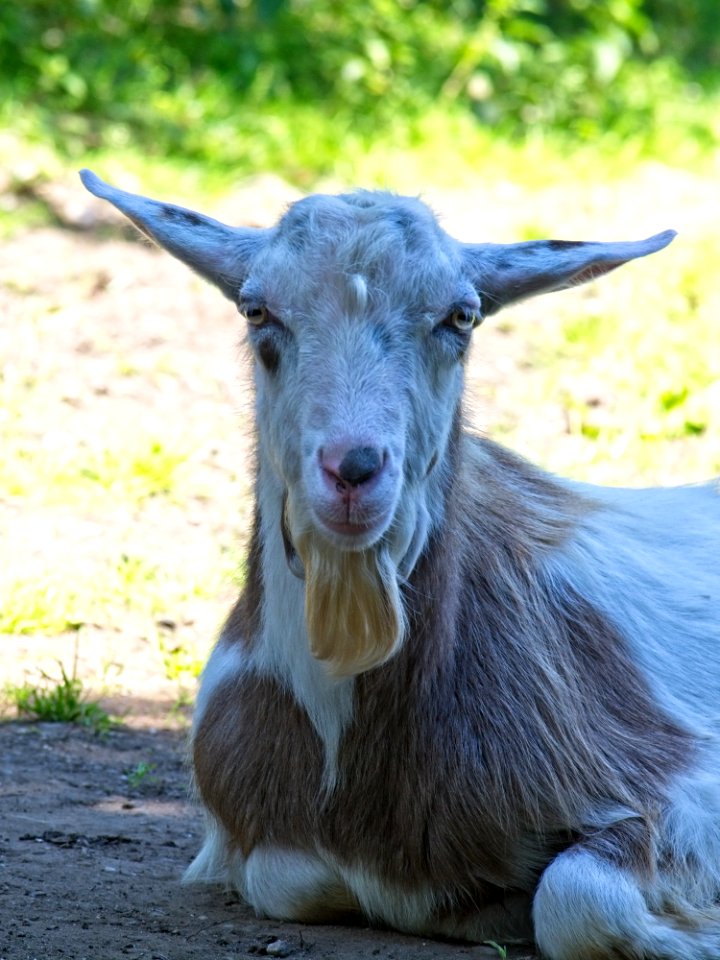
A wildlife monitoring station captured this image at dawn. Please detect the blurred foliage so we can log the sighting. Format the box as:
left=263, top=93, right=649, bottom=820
left=0, top=0, right=718, bottom=181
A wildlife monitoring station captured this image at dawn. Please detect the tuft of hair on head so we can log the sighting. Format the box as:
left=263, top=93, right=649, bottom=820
left=290, top=522, right=406, bottom=678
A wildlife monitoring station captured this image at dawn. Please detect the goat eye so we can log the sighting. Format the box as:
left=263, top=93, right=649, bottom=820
left=243, top=305, right=268, bottom=326
left=444, top=307, right=480, bottom=332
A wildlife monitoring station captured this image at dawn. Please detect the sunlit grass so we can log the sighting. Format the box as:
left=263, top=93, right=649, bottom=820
left=0, top=361, right=242, bottom=639
left=1, top=128, right=717, bottom=691
left=480, top=222, right=720, bottom=485
left=157, top=630, right=208, bottom=684
left=3, top=99, right=719, bottom=222
left=0, top=355, right=244, bottom=649
left=0, top=543, right=239, bottom=638
left=0, top=435, right=191, bottom=507
left=0, top=577, right=86, bottom=637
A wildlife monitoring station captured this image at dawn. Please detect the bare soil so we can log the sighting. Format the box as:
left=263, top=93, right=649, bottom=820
left=1, top=721, right=534, bottom=960
left=0, top=178, right=552, bottom=960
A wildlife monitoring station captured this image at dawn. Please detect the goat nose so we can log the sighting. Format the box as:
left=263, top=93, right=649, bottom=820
left=322, top=446, right=384, bottom=489
left=339, top=447, right=383, bottom=486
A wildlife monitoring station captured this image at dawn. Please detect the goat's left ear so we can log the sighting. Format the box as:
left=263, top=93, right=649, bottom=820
left=462, top=230, right=676, bottom=317
left=79, top=170, right=270, bottom=301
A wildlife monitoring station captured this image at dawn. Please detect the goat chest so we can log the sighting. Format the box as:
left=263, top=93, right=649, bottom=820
left=192, top=667, right=564, bottom=896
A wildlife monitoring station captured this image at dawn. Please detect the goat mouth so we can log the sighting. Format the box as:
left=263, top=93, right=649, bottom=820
left=315, top=510, right=392, bottom=548
left=323, top=518, right=381, bottom=536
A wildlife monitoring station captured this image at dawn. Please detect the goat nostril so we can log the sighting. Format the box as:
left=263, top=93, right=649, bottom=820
left=337, top=446, right=383, bottom=488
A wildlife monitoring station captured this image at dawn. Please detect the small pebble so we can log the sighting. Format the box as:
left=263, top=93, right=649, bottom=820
left=265, top=939, right=293, bottom=958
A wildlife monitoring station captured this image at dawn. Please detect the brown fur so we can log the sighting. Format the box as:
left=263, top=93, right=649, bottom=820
left=194, top=418, right=692, bottom=906
left=580, top=817, right=657, bottom=880
left=221, top=501, right=263, bottom=651
left=194, top=672, right=323, bottom=858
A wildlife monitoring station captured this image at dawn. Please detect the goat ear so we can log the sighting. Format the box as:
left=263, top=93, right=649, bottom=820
left=462, top=230, right=676, bottom=317
left=79, top=170, right=269, bottom=300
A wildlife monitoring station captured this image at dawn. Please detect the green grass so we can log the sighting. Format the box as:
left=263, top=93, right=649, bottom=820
left=491, top=225, right=720, bottom=485
left=0, top=578, right=87, bottom=637
left=1, top=119, right=717, bottom=714
left=483, top=943, right=508, bottom=960
left=0, top=549, right=236, bottom=637
left=157, top=631, right=207, bottom=684
left=0, top=353, right=243, bottom=642
left=125, top=761, right=159, bottom=790
left=6, top=662, right=113, bottom=733
left=0, top=431, right=192, bottom=508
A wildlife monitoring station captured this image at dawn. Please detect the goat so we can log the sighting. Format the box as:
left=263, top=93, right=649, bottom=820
left=80, top=168, right=720, bottom=959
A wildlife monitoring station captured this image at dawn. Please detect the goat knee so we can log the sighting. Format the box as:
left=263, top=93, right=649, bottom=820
left=534, top=849, right=651, bottom=958
left=244, top=846, right=359, bottom=923
left=533, top=847, right=720, bottom=960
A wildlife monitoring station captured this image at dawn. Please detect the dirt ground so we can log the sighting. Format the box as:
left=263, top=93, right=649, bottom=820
left=2, top=720, right=534, bottom=960
left=3, top=164, right=717, bottom=960
left=1, top=178, right=544, bottom=960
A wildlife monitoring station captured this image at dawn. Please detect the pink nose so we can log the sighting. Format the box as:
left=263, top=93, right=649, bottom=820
left=321, top=445, right=384, bottom=490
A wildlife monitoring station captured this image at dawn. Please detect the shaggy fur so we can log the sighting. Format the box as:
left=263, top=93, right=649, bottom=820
left=294, top=527, right=404, bottom=676
left=80, top=169, right=720, bottom=960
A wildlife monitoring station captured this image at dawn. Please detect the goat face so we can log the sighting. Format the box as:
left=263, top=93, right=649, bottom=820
left=242, top=193, right=477, bottom=674
left=245, top=192, right=471, bottom=567
left=79, top=169, right=675, bottom=675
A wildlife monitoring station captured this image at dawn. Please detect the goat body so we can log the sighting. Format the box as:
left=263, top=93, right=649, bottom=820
left=81, top=169, right=720, bottom=959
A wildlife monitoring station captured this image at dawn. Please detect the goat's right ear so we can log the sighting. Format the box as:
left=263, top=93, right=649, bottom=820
left=79, top=170, right=270, bottom=300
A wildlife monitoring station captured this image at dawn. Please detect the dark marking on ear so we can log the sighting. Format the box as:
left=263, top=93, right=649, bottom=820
left=488, top=255, right=515, bottom=270
left=161, top=205, right=205, bottom=227
left=547, top=239, right=585, bottom=250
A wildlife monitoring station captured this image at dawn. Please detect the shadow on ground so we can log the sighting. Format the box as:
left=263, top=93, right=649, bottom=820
left=0, top=717, right=535, bottom=960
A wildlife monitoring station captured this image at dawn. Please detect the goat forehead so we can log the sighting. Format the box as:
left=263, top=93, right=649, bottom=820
left=262, top=191, right=459, bottom=304
left=278, top=191, right=443, bottom=244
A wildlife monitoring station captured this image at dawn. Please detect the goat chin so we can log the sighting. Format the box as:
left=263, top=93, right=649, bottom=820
left=293, top=527, right=406, bottom=678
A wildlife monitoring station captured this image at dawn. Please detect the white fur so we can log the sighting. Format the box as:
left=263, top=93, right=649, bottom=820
left=534, top=848, right=720, bottom=960
left=556, top=481, right=720, bottom=733
left=191, top=635, right=249, bottom=733
left=250, top=456, right=356, bottom=785
left=338, top=863, right=532, bottom=942
left=183, top=814, right=243, bottom=888
left=238, top=847, right=534, bottom=944
left=337, top=861, right=440, bottom=934
left=651, top=756, right=720, bottom=913
left=244, top=847, right=347, bottom=919
left=80, top=171, right=717, bottom=960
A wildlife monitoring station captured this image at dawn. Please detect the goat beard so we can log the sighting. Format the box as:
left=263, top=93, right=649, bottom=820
left=290, top=524, right=406, bottom=678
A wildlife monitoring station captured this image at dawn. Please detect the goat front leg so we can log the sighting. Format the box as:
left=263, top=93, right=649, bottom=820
left=244, top=846, right=361, bottom=924
left=533, top=834, right=720, bottom=960
left=430, top=892, right=534, bottom=946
